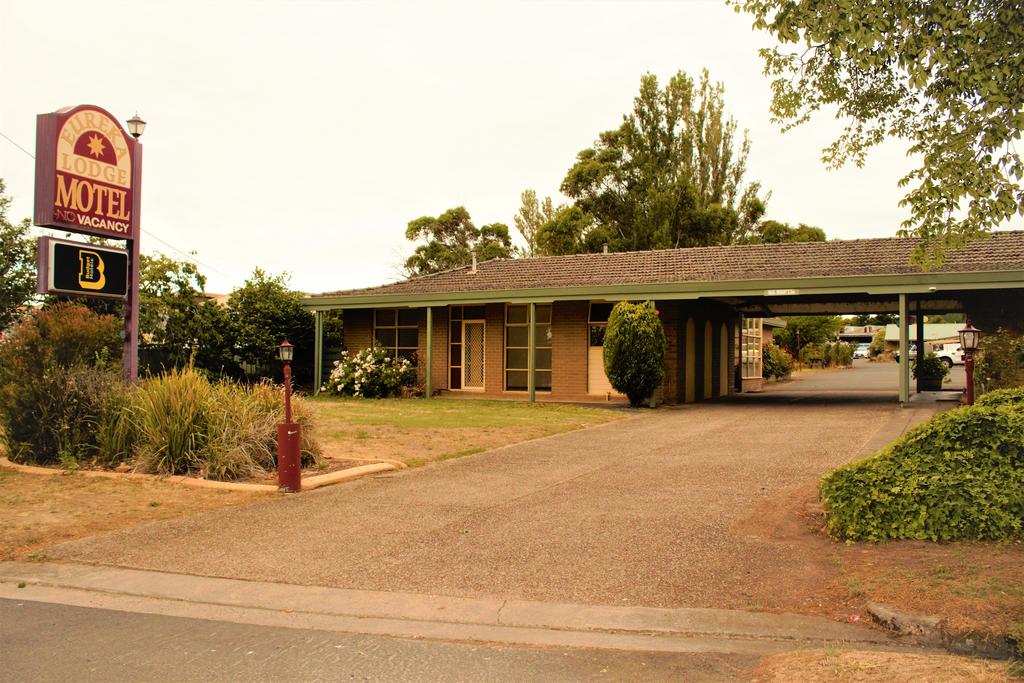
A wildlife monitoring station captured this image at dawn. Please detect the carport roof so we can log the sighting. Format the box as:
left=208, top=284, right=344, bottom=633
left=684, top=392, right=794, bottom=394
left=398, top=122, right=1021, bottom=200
left=306, top=231, right=1024, bottom=308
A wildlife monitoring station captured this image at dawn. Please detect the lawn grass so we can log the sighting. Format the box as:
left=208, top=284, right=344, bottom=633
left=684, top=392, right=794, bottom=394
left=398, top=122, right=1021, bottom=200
left=0, top=469, right=263, bottom=560
left=309, top=396, right=625, bottom=467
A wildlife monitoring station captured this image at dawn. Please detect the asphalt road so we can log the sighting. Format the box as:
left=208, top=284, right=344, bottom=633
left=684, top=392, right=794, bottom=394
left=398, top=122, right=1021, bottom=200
left=764, top=358, right=966, bottom=393
left=0, top=598, right=757, bottom=682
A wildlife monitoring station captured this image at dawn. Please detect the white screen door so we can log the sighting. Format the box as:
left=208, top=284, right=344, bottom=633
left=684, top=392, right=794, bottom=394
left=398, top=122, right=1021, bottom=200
left=462, top=321, right=485, bottom=390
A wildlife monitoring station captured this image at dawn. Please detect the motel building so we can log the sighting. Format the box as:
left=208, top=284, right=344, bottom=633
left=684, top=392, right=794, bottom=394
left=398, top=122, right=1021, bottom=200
left=304, top=232, right=1024, bottom=405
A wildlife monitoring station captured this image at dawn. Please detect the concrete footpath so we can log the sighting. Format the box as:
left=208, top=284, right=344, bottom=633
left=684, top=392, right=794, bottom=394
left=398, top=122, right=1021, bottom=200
left=0, top=561, right=922, bottom=658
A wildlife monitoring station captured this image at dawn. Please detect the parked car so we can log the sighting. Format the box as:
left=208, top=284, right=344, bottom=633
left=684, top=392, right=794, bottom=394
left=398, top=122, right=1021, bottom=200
left=894, top=343, right=963, bottom=366
left=853, top=342, right=871, bottom=359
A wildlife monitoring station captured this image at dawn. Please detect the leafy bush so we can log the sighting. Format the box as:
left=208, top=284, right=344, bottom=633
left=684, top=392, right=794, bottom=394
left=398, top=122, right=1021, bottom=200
left=603, top=302, right=667, bottom=407
left=762, top=343, right=793, bottom=379
left=820, top=403, right=1024, bottom=541
left=799, top=343, right=823, bottom=365
left=132, top=367, right=320, bottom=480
left=324, top=347, right=416, bottom=398
left=975, top=328, right=1024, bottom=392
left=0, top=304, right=121, bottom=465
left=830, top=341, right=854, bottom=366
left=976, top=387, right=1024, bottom=409
left=869, top=328, right=887, bottom=357
left=912, top=352, right=950, bottom=381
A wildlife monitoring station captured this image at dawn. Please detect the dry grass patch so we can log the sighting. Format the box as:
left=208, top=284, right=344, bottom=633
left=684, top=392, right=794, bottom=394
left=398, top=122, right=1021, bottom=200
left=0, top=469, right=264, bottom=560
left=754, top=649, right=1013, bottom=682
left=310, top=397, right=624, bottom=466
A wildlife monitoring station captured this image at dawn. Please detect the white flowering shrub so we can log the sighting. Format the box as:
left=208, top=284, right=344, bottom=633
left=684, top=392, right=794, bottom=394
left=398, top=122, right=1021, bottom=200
left=324, top=347, right=416, bottom=398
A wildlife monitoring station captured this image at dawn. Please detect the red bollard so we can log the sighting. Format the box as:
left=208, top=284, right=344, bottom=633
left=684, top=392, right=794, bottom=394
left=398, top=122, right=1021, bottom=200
left=277, top=422, right=302, bottom=492
left=276, top=350, right=301, bottom=492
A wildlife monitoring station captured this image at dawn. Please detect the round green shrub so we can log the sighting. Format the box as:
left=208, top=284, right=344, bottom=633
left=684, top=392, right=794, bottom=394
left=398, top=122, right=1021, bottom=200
left=603, top=302, right=666, bottom=407
left=820, top=403, right=1024, bottom=541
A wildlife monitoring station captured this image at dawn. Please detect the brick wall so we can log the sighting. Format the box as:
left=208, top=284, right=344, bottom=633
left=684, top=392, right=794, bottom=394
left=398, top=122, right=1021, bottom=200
left=340, top=300, right=741, bottom=404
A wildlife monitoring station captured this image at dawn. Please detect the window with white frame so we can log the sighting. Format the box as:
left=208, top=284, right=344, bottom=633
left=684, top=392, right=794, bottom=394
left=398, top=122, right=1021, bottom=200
left=505, top=304, right=552, bottom=391
left=741, top=317, right=762, bottom=379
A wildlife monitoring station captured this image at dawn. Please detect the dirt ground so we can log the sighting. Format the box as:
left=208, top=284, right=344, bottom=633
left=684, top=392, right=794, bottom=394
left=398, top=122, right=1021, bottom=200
left=0, top=470, right=264, bottom=560
left=737, top=480, right=1024, bottom=638
left=754, top=649, right=1014, bottom=682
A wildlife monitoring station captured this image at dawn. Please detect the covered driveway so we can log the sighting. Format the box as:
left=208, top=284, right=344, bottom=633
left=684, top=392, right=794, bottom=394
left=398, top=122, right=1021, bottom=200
left=306, top=232, right=1024, bottom=405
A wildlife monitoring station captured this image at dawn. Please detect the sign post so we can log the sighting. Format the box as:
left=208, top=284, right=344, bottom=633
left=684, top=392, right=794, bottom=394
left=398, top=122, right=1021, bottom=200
left=33, top=105, right=143, bottom=381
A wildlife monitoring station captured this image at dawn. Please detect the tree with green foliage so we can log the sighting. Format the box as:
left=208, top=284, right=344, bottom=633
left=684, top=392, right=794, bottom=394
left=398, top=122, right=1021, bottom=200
left=228, top=269, right=314, bottom=382
left=0, top=179, right=36, bottom=331
left=138, top=253, right=206, bottom=358
left=869, top=327, right=888, bottom=358
left=773, top=315, right=843, bottom=355
left=854, top=313, right=896, bottom=327
left=535, top=206, right=600, bottom=256
left=513, top=190, right=560, bottom=257
left=404, top=206, right=513, bottom=276
left=744, top=220, right=825, bottom=244
left=603, top=301, right=667, bottom=407
left=736, top=0, right=1024, bottom=266
left=561, top=69, right=767, bottom=253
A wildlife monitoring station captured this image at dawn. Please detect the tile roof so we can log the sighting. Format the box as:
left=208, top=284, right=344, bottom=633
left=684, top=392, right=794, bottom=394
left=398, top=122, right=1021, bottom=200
left=312, top=231, right=1024, bottom=299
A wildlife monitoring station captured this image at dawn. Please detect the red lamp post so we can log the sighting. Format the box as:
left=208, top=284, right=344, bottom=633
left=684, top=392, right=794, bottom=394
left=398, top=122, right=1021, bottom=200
left=277, top=341, right=302, bottom=492
left=958, top=323, right=982, bottom=406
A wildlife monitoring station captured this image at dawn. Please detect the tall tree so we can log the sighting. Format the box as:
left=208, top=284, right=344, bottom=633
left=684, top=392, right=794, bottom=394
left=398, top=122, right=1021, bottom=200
left=744, top=220, right=826, bottom=244
left=773, top=315, right=843, bottom=354
left=736, top=0, right=1024, bottom=266
left=513, top=190, right=560, bottom=257
left=535, top=206, right=601, bottom=256
left=561, top=69, right=766, bottom=253
left=404, top=206, right=512, bottom=276
left=0, top=179, right=36, bottom=331
left=227, top=269, right=314, bottom=382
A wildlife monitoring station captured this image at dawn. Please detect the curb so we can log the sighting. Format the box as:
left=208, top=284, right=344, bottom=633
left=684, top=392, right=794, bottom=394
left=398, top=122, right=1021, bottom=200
left=0, top=561, right=917, bottom=657
left=0, top=457, right=397, bottom=494
left=867, top=601, right=1019, bottom=660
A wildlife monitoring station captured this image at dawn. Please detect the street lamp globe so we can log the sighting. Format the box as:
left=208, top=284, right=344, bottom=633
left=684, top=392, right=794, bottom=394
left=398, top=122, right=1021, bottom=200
left=126, top=113, right=147, bottom=138
left=958, top=324, right=981, bottom=352
left=278, top=340, right=294, bottom=363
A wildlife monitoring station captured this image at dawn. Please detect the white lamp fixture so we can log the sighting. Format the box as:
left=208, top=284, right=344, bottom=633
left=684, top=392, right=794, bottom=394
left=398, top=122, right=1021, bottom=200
left=126, top=113, right=147, bottom=138
left=958, top=323, right=981, bottom=352
left=278, top=340, right=294, bottom=363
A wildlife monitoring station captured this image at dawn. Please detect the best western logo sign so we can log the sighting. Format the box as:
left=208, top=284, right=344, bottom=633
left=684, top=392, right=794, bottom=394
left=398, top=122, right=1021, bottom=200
left=37, top=237, right=129, bottom=299
left=34, top=105, right=140, bottom=240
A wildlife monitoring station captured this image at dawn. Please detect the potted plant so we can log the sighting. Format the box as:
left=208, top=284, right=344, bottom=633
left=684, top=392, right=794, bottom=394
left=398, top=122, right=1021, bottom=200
left=912, top=352, right=950, bottom=391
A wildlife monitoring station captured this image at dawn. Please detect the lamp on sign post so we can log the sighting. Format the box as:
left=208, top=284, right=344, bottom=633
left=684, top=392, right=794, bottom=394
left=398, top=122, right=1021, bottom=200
left=126, top=113, right=146, bottom=139
left=276, top=341, right=301, bottom=492
left=958, top=324, right=982, bottom=406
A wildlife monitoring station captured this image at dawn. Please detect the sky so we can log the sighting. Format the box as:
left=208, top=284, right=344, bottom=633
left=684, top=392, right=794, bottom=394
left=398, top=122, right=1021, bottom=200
left=0, top=0, right=966, bottom=296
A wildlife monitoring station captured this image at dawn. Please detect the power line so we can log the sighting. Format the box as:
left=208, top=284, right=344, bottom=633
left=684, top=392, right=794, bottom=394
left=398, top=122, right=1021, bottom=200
left=0, top=132, right=34, bottom=158
left=1, top=129, right=234, bottom=280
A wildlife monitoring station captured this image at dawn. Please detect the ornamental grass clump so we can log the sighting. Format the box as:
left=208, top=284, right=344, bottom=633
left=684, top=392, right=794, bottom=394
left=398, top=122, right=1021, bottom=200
left=131, top=367, right=321, bottom=480
left=820, top=402, right=1024, bottom=542
left=603, top=301, right=666, bottom=407
left=324, top=347, right=416, bottom=398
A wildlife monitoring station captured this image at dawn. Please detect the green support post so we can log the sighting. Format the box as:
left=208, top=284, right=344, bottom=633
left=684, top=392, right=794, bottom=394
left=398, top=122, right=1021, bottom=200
left=425, top=306, right=433, bottom=399
left=915, top=300, right=925, bottom=394
left=528, top=302, right=536, bottom=402
left=313, top=309, right=324, bottom=395
left=898, top=294, right=910, bottom=404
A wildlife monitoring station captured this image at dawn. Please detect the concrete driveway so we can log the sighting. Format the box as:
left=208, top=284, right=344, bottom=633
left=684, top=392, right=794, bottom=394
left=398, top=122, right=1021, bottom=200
left=48, top=369, right=940, bottom=612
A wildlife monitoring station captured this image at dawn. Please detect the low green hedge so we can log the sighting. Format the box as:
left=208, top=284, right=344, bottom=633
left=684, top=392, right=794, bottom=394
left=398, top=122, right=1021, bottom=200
left=820, top=403, right=1024, bottom=541
left=976, top=387, right=1024, bottom=409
